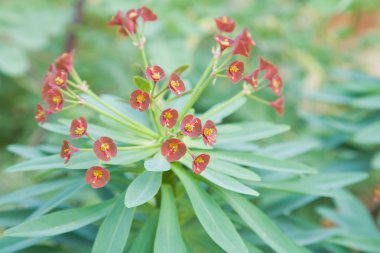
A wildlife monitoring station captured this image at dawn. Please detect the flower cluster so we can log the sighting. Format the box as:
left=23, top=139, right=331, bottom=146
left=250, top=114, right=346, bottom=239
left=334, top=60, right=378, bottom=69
left=33, top=7, right=283, bottom=190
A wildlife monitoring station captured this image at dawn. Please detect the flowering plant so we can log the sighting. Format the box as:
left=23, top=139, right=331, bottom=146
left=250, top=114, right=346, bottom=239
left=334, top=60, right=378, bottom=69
left=2, top=7, right=317, bottom=253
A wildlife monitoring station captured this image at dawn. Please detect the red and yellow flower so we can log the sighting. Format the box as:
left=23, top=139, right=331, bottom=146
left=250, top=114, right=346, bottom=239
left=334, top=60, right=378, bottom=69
left=232, top=28, right=256, bottom=58
left=160, top=108, right=178, bottom=129
left=46, top=89, right=64, bottom=113
left=271, top=97, right=285, bottom=116
left=214, top=16, right=236, bottom=33
left=93, top=136, right=117, bottom=162
left=161, top=138, right=187, bottom=162
left=192, top=154, right=210, bottom=174
left=70, top=117, right=88, bottom=139
left=54, top=51, right=74, bottom=73
left=202, top=120, right=218, bottom=146
left=243, top=69, right=260, bottom=90
left=259, top=57, right=278, bottom=80
left=35, top=103, right=48, bottom=124
left=60, top=140, right=79, bottom=164
left=268, top=74, right=283, bottom=96
left=180, top=114, right=202, bottom=138
left=227, top=60, right=244, bottom=84
left=130, top=89, right=150, bottom=112
left=215, top=34, right=234, bottom=53
left=168, top=73, right=185, bottom=96
left=138, top=6, right=157, bottom=22
left=85, top=166, right=110, bottom=189
left=145, top=65, right=165, bottom=83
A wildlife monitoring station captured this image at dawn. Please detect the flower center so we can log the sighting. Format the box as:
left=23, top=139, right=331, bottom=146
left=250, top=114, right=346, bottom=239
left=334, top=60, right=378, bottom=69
left=204, top=128, right=214, bottom=136
left=136, top=94, right=145, bottom=103
left=170, top=80, right=180, bottom=87
left=195, top=156, right=204, bottom=164
left=252, top=76, right=257, bottom=84
left=75, top=127, right=85, bottom=135
left=64, top=148, right=70, bottom=153
left=229, top=65, right=239, bottom=73
left=169, top=143, right=178, bottom=153
left=52, top=96, right=62, bottom=105
left=185, top=123, right=194, bottom=132
left=100, top=143, right=110, bottom=152
left=220, top=39, right=230, bottom=47
left=54, top=77, right=64, bottom=86
left=222, top=16, right=228, bottom=23
left=152, top=72, right=160, bottom=81
left=37, top=110, right=45, bottom=118
left=129, top=11, right=138, bottom=19
left=164, top=112, right=173, bottom=120
left=273, top=79, right=279, bottom=89
left=93, top=170, right=103, bottom=179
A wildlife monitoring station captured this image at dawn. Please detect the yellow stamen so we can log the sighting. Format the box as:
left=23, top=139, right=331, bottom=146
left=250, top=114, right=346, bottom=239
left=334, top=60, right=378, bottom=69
left=100, top=143, right=110, bottom=152
left=185, top=123, right=194, bottom=132
left=169, top=143, right=178, bottom=153
left=52, top=96, right=62, bottom=105
left=204, top=128, right=214, bottom=136
left=136, top=94, right=146, bottom=103
left=170, top=80, right=180, bottom=87
left=220, top=39, right=230, bottom=47
left=164, top=112, right=173, bottom=120
left=93, top=169, right=103, bottom=179
left=54, top=77, right=64, bottom=86
left=64, top=148, right=70, bottom=153
left=229, top=65, right=239, bottom=73
left=222, top=16, right=228, bottom=23
left=129, top=11, right=138, bottom=19
left=195, top=156, right=204, bottom=164
left=152, top=72, right=160, bottom=81
left=75, top=127, right=85, bottom=135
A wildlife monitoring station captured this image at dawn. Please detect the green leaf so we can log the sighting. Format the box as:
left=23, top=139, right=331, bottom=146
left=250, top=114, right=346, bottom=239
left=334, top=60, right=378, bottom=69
left=209, top=150, right=316, bottom=174
left=352, top=95, right=380, bottom=109
left=219, top=189, right=311, bottom=253
left=128, top=212, right=159, bottom=253
left=4, top=199, right=114, bottom=237
left=108, top=149, right=157, bottom=165
left=200, top=96, right=247, bottom=124
left=173, top=64, right=190, bottom=75
left=0, top=44, right=29, bottom=76
left=7, top=144, right=45, bottom=159
left=133, top=76, right=151, bottom=92
left=372, top=152, right=380, bottom=169
left=173, top=165, right=249, bottom=253
left=92, top=195, right=135, bottom=253
left=354, top=122, right=380, bottom=145
left=5, top=154, right=63, bottom=172
left=144, top=152, right=171, bottom=172
left=207, top=158, right=261, bottom=182
left=154, top=185, right=187, bottom=253
left=0, top=237, right=44, bottom=253
left=329, top=235, right=380, bottom=253
left=124, top=171, right=162, bottom=208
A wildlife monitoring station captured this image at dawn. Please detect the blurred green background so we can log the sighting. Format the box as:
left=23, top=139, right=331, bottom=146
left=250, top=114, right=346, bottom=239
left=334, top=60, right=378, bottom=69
left=1, top=0, right=380, bottom=204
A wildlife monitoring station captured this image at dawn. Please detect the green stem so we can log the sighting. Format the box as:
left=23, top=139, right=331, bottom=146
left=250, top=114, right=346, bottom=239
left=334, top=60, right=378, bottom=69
left=139, top=47, right=149, bottom=70
left=200, top=92, right=244, bottom=120
left=166, top=90, right=193, bottom=102
left=246, top=94, right=270, bottom=105
left=153, top=86, right=168, bottom=99
left=61, top=103, right=79, bottom=112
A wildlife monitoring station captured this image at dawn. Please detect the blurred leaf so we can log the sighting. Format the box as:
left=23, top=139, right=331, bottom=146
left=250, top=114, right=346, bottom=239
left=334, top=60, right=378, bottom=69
left=124, top=171, right=162, bottom=208
left=173, top=165, right=249, bottom=253
left=0, top=237, right=44, bottom=253
left=92, top=195, right=134, bottom=253
left=207, top=158, right=261, bottom=182
left=329, top=235, right=380, bottom=253
left=354, top=122, right=380, bottom=145
left=128, top=212, right=159, bottom=253
left=173, top=64, right=190, bottom=75
left=154, top=185, right=187, bottom=253
left=0, top=44, right=29, bottom=76
left=372, top=152, right=380, bottom=169
left=133, top=76, right=151, bottom=93
left=7, top=144, right=45, bottom=159
left=144, top=152, right=171, bottom=172
left=352, top=95, right=380, bottom=109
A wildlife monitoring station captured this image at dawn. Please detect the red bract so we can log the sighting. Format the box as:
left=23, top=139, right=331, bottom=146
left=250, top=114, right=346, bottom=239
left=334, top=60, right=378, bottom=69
left=232, top=28, right=256, bottom=57
left=70, top=117, right=88, bottom=139
left=259, top=57, right=278, bottom=80
left=168, top=73, right=185, bottom=96
left=107, top=10, right=123, bottom=26
left=54, top=51, right=74, bottom=72
left=108, top=9, right=138, bottom=36
left=93, top=136, right=117, bottom=162
left=271, top=97, right=285, bottom=116
left=35, top=103, right=48, bottom=124
left=85, top=166, right=110, bottom=189
left=145, top=66, right=165, bottom=82
left=130, top=89, right=150, bottom=112
left=160, top=108, right=178, bottom=129
left=161, top=138, right=187, bottom=162
left=180, top=114, right=202, bottom=138
left=46, top=89, right=64, bottom=113
left=125, top=9, right=139, bottom=33
left=192, top=154, right=210, bottom=174
left=203, top=120, right=218, bottom=146
left=138, top=6, right=157, bottom=22
left=60, top=140, right=79, bottom=164
left=215, top=34, right=234, bottom=52
left=243, top=69, right=260, bottom=90
left=268, top=74, right=283, bottom=96
left=50, top=70, right=67, bottom=89
left=214, top=16, right=235, bottom=33
left=227, top=60, right=244, bottom=84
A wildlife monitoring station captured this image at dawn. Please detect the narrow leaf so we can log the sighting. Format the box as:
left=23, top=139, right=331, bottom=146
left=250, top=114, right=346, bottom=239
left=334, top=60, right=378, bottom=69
left=133, top=76, right=151, bottom=92
left=128, top=212, right=159, bottom=253
left=144, top=152, right=171, bottom=171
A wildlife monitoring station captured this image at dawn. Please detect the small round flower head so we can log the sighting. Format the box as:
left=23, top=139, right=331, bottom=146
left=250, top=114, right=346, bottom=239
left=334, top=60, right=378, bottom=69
left=138, top=6, right=157, bottom=22
left=227, top=60, right=244, bottom=84
left=192, top=154, right=210, bottom=174
left=203, top=120, right=218, bottom=146
left=70, top=117, right=88, bottom=139
left=214, top=16, right=236, bottom=33
left=271, top=97, right=285, bottom=116
left=85, top=166, right=110, bottom=189
left=160, top=108, right=178, bottom=129
left=130, top=89, right=150, bottom=112
left=54, top=51, right=74, bottom=73
left=243, top=69, right=260, bottom=90
left=268, top=74, right=283, bottom=96
left=145, top=65, right=165, bottom=83
left=60, top=140, right=79, bottom=164
left=215, top=34, right=234, bottom=53
left=161, top=138, right=187, bottom=162
left=46, top=89, right=64, bottom=113
left=168, top=73, right=186, bottom=96
left=35, top=103, right=48, bottom=124
left=232, top=28, right=256, bottom=58
left=259, top=57, right=278, bottom=80
left=93, top=136, right=117, bottom=162
left=180, top=114, right=202, bottom=138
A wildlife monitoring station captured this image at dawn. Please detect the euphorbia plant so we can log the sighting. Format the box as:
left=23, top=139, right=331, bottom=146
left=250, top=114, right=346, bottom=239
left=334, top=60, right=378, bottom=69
left=2, top=7, right=316, bottom=253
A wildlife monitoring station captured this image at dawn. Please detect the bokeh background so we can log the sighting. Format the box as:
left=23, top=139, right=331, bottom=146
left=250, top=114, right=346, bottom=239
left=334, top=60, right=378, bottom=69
left=1, top=0, right=380, bottom=236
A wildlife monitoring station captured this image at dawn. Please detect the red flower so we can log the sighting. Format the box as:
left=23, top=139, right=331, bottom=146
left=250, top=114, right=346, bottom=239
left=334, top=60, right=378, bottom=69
left=243, top=69, right=260, bottom=90
left=49, top=70, right=67, bottom=89
left=46, top=89, right=64, bottom=113
left=161, top=138, right=187, bottom=162
left=93, top=137, right=117, bottom=162
left=54, top=51, right=74, bottom=72
left=108, top=9, right=138, bottom=36
left=192, top=154, right=210, bottom=174
left=60, top=140, right=79, bottom=164
left=160, top=108, right=178, bottom=129
left=107, top=10, right=124, bottom=26
left=215, top=34, right=234, bottom=52
left=268, top=74, right=283, bottom=96
left=138, top=6, right=157, bottom=22
left=145, top=66, right=165, bottom=82
left=168, top=73, right=186, bottom=96
left=130, top=89, right=150, bottom=112
left=373, top=184, right=380, bottom=203
left=214, top=16, right=236, bottom=33
left=70, top=117, right=88, bottom=139
left=227, top=60, right=244, bottom=84
left=125, top=9, right=139, bottom=33
left=271, top=97, right=285, bottom=116
left=85, top=166, right=110, bottom=189
left=180, top=114, right=202, bottom=138
left=35, top=103, right=48, bottom=124
left=259, top=57, right=278, bottom=80
left=232, top=28, right=256, bottom=57
left=202, top=120, right=218, bottom=146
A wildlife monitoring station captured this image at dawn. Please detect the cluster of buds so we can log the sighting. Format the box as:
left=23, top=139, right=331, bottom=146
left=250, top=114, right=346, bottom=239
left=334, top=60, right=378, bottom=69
left=33, top=7, right=283, bottom=190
